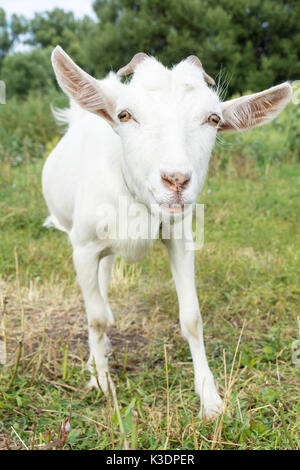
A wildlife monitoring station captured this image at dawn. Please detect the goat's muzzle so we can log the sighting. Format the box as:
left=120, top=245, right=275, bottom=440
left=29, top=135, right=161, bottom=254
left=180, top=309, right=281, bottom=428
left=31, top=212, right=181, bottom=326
left=161, top=172, right=191, bottom=193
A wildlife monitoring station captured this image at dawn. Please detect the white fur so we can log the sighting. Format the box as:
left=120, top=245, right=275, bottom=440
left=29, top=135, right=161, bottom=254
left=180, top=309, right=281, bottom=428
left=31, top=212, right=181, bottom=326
left=42, top=46, right=292, bottom=419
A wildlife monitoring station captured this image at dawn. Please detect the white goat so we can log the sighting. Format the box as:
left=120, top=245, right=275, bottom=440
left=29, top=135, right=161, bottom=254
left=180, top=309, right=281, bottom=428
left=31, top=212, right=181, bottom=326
left=42, top=46, right=292, bottom=419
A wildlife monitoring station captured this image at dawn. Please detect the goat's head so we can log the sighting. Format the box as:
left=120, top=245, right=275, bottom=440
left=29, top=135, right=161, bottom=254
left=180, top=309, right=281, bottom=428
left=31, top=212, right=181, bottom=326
left=51, top=46, right=292, bottom=215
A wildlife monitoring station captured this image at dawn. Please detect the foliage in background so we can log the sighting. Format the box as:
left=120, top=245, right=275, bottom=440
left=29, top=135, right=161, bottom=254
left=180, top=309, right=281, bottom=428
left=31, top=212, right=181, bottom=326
left=25, top=9, right=95, bottom=71
left=0, top=8, right=27, bottom=70
left=1, top=1, right=300, bottom=98
left=0, top=90, right=67, bottom=164
left=91, top=0, right=300, bottom=93
left=1, top=48, right=55, bottom=98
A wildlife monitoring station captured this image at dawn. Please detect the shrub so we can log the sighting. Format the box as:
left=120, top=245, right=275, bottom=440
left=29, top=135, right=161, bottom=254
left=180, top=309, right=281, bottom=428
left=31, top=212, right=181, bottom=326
left=0, top=89, right=67, bottom=165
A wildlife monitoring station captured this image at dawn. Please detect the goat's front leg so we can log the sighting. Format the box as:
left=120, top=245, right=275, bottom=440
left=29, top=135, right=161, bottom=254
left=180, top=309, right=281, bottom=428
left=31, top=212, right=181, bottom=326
left=164, top=236, right=223, bottom=419
left=99, top=255, right=115, bottom=326
left=72, top=243, right=114, bottom=394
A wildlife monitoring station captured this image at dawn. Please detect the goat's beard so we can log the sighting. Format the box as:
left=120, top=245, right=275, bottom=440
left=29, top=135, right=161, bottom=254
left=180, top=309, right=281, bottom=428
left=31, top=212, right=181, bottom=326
left=159, top=192, right=187, bottom=214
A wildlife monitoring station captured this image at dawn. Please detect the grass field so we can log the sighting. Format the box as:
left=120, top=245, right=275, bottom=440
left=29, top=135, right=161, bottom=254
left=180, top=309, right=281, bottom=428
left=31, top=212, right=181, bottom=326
left=0, top=151, right=300, bottom=450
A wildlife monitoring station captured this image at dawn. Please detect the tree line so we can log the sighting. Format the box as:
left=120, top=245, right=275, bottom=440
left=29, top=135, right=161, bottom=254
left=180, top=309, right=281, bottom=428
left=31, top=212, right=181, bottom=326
left=0, top=0, right=299, bottom=99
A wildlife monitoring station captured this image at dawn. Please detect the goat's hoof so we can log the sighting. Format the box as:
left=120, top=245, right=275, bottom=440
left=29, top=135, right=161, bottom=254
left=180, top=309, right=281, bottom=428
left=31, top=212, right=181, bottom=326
left=198, top=405, right=223, bottom=421
left=87, top=372, right=115, bottom=395
left=87, top=376, right=99, bottom=390
left=198, top=395, right=224, bottom=421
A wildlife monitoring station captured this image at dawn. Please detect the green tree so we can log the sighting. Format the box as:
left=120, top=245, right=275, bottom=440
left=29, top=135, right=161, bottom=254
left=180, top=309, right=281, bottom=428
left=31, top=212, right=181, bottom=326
left=1, top=1, right=300, bottom=98
left=26, top=8, right=95, bottom=68
left=0, top=9, right=27, bottom=72
left=0, top=8, right=12, bottom=66
left=91, top=0, right=300, bottom=94
left=1, top=47, right=55, bottom=98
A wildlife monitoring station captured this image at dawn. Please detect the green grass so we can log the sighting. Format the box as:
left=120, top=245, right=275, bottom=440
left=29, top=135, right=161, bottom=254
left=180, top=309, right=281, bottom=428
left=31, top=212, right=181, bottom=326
left=0, top=156, right=300, bottom=450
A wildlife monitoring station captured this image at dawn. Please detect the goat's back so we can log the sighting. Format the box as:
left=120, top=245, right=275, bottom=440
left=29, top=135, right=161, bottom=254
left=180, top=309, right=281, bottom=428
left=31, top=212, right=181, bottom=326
left=42, top=102, right=122, bottom=234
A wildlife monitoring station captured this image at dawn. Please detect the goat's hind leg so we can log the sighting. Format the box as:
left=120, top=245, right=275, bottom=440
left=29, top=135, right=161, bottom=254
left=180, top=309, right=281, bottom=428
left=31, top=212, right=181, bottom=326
left=72, top=243, right=114, bottom=394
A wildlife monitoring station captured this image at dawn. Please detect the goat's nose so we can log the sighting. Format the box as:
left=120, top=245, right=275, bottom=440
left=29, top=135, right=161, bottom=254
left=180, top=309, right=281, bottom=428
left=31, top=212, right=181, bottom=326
left=161, top=172, right=191, bottom=192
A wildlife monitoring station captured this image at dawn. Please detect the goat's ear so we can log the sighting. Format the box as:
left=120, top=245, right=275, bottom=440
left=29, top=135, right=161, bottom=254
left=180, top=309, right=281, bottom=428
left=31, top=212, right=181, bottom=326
left=51, top=46, right=115, bottom=123
left=219, top=82, right=292, bottom=132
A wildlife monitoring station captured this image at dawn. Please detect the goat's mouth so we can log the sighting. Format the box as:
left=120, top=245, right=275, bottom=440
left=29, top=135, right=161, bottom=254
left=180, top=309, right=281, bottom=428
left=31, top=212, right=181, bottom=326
left=159, top=203, right=185, bottom=214
left=149, top=188, right=191, bottom=214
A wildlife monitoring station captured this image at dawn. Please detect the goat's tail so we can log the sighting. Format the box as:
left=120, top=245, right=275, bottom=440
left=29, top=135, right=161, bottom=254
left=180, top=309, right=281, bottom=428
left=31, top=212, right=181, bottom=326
left=51, top=99, right=83, bottom=127
left=43, top=215, right=69, bottom=234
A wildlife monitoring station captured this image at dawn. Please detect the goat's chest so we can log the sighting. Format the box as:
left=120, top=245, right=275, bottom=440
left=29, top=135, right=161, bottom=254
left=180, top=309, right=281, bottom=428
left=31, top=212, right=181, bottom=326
left=96, top=204, right=160, bottom=262
left=111, top=237, right=156, bottom=262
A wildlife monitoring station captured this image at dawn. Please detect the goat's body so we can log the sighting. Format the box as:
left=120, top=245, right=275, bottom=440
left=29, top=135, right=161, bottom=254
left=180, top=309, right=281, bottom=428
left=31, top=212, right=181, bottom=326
left=43, top=46, right=291, bottom=419
left=42, top=103, right=223, bottom=417
left=43, top=104, right=118, bottom=234
left=43, top=103, right=157, bottom=262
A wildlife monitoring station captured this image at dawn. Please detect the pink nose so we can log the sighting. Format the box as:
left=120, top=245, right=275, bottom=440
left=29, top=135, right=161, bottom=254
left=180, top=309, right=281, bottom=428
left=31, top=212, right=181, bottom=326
left=161, top=172, right=191, bottom=193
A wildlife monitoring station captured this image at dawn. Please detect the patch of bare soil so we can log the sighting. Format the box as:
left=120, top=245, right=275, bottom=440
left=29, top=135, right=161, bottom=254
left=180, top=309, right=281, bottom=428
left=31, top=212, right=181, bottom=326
left=0, top=278, right=162, bottom=374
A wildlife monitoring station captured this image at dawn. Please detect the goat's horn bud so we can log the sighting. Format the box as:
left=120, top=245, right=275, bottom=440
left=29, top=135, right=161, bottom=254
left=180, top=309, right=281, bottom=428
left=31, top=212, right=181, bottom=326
left=186, top=55, right=215, bottom=86
left=117, top=52, right=148, bottom=76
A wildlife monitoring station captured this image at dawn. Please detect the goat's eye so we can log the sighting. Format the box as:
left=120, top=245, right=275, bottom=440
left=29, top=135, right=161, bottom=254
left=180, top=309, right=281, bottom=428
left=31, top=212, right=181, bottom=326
left=118, top=110, right=131, bottom=122
left=208, top=113, right=220, bottom=127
